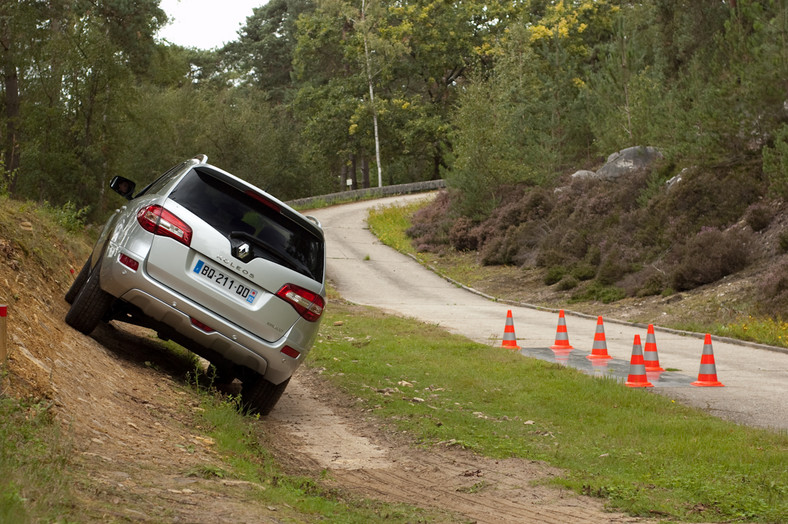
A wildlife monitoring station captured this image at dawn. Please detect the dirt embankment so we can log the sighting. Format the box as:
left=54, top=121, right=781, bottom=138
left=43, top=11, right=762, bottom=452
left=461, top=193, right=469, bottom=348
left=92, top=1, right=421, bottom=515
left=0, top=221, right=651, bottom=522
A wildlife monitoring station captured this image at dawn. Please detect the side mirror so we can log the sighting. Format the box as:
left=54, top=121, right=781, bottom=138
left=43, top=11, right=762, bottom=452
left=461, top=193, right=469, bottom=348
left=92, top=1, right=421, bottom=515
left=110, top=176, right=136, bottom=200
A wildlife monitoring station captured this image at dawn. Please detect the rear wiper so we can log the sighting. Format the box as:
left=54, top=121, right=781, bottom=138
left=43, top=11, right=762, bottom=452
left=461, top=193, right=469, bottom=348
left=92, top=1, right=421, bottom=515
left=229, top=232, right=315, bottom=280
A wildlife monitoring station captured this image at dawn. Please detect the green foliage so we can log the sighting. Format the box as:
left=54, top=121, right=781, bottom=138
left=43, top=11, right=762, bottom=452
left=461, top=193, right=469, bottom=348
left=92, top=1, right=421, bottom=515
left=763, top=123, right=788, bottom=198
left=0, top=397, right=74, bottom=522
left=544, top=266, right=566, bottom=286
left=570, top=281, right=626, bottom=304
left=717, top=315, right=788, bottom=349
left=4, top=0, right=788, bottom=238
left=40, top=201, right=90, bottom=233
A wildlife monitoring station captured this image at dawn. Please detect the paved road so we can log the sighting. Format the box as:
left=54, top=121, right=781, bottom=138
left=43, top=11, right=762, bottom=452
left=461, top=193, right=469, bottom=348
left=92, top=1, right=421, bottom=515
left=309, top=194, right=788, bottom=431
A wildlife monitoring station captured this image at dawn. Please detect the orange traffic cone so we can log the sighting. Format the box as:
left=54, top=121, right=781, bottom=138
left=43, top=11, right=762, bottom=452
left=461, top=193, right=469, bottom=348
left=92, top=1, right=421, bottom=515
left=643, top=324, right=664, bottom=371
left=587, top=316, right=612, bottom=360
left=500, top=310, right=521, bottom=350
left=691, top=334, right=724, bottom=387
left=550, top=310, right=574, bottom=350
left=625, top=334, right=653, bottom=388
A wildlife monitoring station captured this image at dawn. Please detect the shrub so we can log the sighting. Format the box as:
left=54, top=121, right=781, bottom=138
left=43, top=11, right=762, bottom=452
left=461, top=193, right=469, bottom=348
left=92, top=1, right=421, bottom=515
left=669, top=228, right=750, bottom=291
left=544, top=266, right=566, bottom=285
left=757, top=258, right=788, bottom=313
left=557, top=275, right=579, bottom=291
left=448, top=216, right=478, bottom=251
left=570, top=282, right=626, bottom=303
left=570, top=264, right=597, bottom=281
left=779, top=230, right=788, bottom=254
left=40, top=201, right=90, bottom=233
left=407, top=191, right=454, bottom=250
left=744, top=203, right=774, bottom=232
left=664, top=166, right=765, bottom=230
left=762, top=123, right=788, bottom=198
left=620, top=266, right=668, bottom=297
left=596, top=252, right=631, bottom=286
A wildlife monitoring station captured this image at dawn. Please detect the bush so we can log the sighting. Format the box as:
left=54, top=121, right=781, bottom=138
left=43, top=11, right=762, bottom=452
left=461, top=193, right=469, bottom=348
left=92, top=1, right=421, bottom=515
left=544, top=266, right=566, bottom=285
left=557, top=275, right=579, bottom=291
left=779, top=230, right=788, bottom=254
left=762, top=123, right=788, bottom=198
left=669, top=228, right=750, bottom=291
left=597, top=252, right=631, bottom=286
left=448, top=216, right=478, bottom=251
left=407, top=191, right=454, bottom=250
left=41, top=201, right=90, bottom=233
left=620, top=266, right=668, bottom=297
left=744, top=203, right=774, bottom=232
left=757, top=258, right=788, bottom=312
left=570, top=282, right=626, bottom=303
left=570, top=264, right=597, bottom=281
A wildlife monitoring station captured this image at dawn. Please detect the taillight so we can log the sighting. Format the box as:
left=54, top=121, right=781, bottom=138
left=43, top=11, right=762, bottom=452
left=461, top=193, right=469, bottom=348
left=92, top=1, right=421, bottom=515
left=276, top=284, right=324, bottom=322
left=137, top=205, right=192, bottom=246
left=245, top=189, right=281, bottom=212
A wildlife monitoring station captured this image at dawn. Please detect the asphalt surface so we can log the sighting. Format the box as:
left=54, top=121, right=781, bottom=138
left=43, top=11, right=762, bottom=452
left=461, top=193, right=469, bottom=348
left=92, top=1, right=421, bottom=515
left=308, top=194, right=788, bottom=432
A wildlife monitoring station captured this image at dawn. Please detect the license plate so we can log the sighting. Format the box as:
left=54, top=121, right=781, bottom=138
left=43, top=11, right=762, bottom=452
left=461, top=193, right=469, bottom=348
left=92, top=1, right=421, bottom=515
left=193, top=259, right=258, bottom=304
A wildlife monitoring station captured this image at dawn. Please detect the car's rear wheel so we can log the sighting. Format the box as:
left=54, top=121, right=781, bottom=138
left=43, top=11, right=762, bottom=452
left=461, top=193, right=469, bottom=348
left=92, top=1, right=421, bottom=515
left=65, top=258, right=90, bottom=304
left=65, top=262, right=114, bottom=335
left=241, top=375, right=290, bottom=416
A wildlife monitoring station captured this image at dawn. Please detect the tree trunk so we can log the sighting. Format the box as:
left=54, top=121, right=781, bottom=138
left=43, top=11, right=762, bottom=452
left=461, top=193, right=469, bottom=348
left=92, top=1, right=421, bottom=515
left=0, top=23, right=21, bottom=192
left=361, top=155, right=370, bottom=188
left=340, top=162, right=348, bottom=192
left=350, top=153, right=358, bottom=190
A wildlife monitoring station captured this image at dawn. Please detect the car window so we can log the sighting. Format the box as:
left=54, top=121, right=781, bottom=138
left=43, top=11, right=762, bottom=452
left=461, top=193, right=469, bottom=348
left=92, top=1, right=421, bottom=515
left=168, top=168, right=324, bottom=282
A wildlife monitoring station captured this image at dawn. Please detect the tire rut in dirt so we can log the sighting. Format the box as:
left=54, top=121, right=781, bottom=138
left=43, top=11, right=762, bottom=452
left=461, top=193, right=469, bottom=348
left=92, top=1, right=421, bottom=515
left=330, top=458, right=627, bottom=524
left=266, top=371, right=643, bottom=524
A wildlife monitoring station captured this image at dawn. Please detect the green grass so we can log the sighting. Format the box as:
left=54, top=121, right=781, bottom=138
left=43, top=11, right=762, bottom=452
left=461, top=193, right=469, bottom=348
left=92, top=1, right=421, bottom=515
left=368, top=201, right=426, bottom=254
left=311, top=301, right=788, bottom=523
left=0, top=396, right=75, bottom=523
left=715, top=316, right=788, bottom=348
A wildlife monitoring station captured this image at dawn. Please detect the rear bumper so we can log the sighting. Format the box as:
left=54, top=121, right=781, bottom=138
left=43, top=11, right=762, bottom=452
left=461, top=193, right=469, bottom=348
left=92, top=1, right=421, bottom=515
left=99, top=245, right=311, bottom=384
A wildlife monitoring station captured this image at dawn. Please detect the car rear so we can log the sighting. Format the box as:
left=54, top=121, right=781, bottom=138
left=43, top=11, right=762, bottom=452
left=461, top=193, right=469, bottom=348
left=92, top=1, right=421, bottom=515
left=89, top=158, right=326, bottom=413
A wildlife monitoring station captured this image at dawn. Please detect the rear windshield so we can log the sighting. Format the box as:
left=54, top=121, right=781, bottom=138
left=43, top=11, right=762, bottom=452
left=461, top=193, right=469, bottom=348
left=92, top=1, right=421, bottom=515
left=168, top=168, right=324, bottom=282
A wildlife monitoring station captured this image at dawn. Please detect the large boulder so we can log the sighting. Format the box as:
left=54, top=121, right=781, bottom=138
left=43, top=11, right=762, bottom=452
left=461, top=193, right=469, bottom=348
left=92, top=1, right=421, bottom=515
left=595, top=146, right=663, bottom=181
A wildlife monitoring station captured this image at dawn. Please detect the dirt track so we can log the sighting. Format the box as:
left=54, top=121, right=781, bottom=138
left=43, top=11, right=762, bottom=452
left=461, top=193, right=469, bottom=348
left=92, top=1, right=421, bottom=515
left=268, top=368, right=644, bottom=523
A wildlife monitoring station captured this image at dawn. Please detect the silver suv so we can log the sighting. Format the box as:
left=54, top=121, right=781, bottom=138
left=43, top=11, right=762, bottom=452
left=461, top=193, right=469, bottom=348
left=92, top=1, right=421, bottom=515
left=65, top=155, right=326, bottom=414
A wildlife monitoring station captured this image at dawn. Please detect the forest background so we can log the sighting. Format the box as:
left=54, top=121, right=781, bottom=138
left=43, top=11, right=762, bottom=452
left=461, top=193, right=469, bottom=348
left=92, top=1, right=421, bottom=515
left=2, top=0, right=788, bottom=314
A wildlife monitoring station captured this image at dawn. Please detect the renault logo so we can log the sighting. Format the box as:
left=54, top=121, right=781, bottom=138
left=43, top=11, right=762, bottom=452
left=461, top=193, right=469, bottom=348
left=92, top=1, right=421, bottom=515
left=233, top=242, right=253, bottom=262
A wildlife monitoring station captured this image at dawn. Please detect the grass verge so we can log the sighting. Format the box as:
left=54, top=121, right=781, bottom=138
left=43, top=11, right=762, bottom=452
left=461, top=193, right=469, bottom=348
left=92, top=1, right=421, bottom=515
left=0, top=395, right=74, bottom=522
left=310, top=301, right=788, bottom=522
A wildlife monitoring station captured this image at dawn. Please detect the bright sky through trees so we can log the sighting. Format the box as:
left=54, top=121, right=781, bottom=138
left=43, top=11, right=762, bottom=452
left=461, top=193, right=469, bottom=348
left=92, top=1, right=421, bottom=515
left=157, top=0, right=265, bottom=49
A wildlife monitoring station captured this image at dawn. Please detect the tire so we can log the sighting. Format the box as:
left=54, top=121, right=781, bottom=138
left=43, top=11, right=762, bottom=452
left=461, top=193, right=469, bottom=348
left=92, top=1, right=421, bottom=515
left=65, top=258, right=90, bottom=304
left=241, top=375, right=290, bottom=416
left=65, top=262, right=114, bottom=335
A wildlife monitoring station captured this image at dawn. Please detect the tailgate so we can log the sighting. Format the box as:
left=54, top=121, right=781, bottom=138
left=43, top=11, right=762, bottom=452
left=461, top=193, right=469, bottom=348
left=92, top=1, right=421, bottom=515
left=144, top=204, right=319, bottom=343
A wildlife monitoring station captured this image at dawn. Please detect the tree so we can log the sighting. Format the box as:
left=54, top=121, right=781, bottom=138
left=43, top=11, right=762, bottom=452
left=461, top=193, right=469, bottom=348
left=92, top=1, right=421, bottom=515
left=224, top=0, right=315, bottom=102
left=0, top=0, right=165, bottom=213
